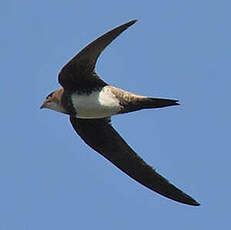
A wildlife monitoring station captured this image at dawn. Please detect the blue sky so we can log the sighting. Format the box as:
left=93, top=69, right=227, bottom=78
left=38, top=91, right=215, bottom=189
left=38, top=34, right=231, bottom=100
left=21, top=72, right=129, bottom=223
left=1, top=0, right=230, bottom=229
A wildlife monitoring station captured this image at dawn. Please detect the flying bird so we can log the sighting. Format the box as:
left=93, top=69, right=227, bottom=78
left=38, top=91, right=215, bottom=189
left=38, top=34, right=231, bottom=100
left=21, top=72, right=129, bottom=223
left=40, top=20, right=199, bottom=206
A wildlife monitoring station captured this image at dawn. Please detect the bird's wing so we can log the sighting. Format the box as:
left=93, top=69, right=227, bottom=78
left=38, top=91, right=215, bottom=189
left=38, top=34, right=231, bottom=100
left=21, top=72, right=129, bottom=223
left=69, top=117, right=199, bottom=206
left=58, top=20, right=137, bottom=92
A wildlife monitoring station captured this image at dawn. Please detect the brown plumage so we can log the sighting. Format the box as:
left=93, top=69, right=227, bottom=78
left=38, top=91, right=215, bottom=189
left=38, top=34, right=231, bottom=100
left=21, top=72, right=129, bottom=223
left=41, top=20, right=200, bottom=206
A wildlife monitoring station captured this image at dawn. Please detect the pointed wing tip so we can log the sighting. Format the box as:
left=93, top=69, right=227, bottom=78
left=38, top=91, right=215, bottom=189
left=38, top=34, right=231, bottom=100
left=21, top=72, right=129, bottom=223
left=184, top=198, right=200, bottom=206
left=179, top=194, right=200, bottom=206
left=126, top=19, right=138, bottom=27
left=157, top=187, right=200, bottom=206
left=192, top=201, right=200, bottom=206
left=168, top=193, right=200, bottom=206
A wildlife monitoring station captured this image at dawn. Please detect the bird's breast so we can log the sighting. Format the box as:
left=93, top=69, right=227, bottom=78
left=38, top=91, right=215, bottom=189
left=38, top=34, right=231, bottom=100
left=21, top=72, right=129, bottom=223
left=71, top=86, right=121, bottom=119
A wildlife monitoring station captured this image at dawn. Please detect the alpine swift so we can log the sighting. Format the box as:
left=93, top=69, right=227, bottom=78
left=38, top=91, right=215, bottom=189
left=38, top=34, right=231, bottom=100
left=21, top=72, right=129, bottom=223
left=40, top=20, right=199, bottom=206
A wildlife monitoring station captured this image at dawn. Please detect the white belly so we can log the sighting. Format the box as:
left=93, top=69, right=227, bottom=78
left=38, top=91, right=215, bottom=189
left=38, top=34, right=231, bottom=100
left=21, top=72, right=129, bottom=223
left=71, top=86, right=121, bottom=119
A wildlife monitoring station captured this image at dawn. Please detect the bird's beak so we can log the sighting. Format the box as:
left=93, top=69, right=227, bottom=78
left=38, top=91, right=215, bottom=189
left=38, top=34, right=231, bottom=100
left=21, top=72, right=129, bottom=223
left=40, top=102, right=46, bottom=109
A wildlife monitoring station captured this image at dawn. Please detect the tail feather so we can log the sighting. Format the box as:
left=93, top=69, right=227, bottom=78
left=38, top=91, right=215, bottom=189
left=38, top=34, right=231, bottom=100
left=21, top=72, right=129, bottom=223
left=120, top=98, right=179, bottom=114
left=143, top=98, right=179, bottom=109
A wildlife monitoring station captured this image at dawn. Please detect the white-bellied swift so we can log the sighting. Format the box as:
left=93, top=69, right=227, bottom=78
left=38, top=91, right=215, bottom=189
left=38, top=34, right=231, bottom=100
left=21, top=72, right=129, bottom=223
left=41, top=20, right=199, bottom=206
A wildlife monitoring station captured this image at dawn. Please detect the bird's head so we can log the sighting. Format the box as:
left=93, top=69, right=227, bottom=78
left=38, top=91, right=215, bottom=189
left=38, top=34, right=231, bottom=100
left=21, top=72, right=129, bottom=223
left=40, top=88, right=67, bottom=114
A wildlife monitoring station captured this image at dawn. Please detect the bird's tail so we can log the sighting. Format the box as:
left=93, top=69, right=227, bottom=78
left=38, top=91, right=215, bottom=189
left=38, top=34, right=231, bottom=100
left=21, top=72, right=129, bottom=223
left=120, top=97, right=179, bottom=114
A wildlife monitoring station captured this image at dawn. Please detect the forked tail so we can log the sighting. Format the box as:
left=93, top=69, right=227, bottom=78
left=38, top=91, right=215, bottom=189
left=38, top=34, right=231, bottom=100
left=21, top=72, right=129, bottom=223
left=120, top=97, right=179, bottom=113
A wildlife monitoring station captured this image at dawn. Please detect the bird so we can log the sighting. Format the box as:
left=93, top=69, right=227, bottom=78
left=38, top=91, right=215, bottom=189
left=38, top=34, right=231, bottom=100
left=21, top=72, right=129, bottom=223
left=40, top=19, right=199, bottom=206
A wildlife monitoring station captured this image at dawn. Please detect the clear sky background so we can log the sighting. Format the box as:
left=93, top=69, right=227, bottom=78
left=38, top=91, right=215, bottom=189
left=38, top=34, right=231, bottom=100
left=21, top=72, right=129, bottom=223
left=1, top=0, right=230, bottom=229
